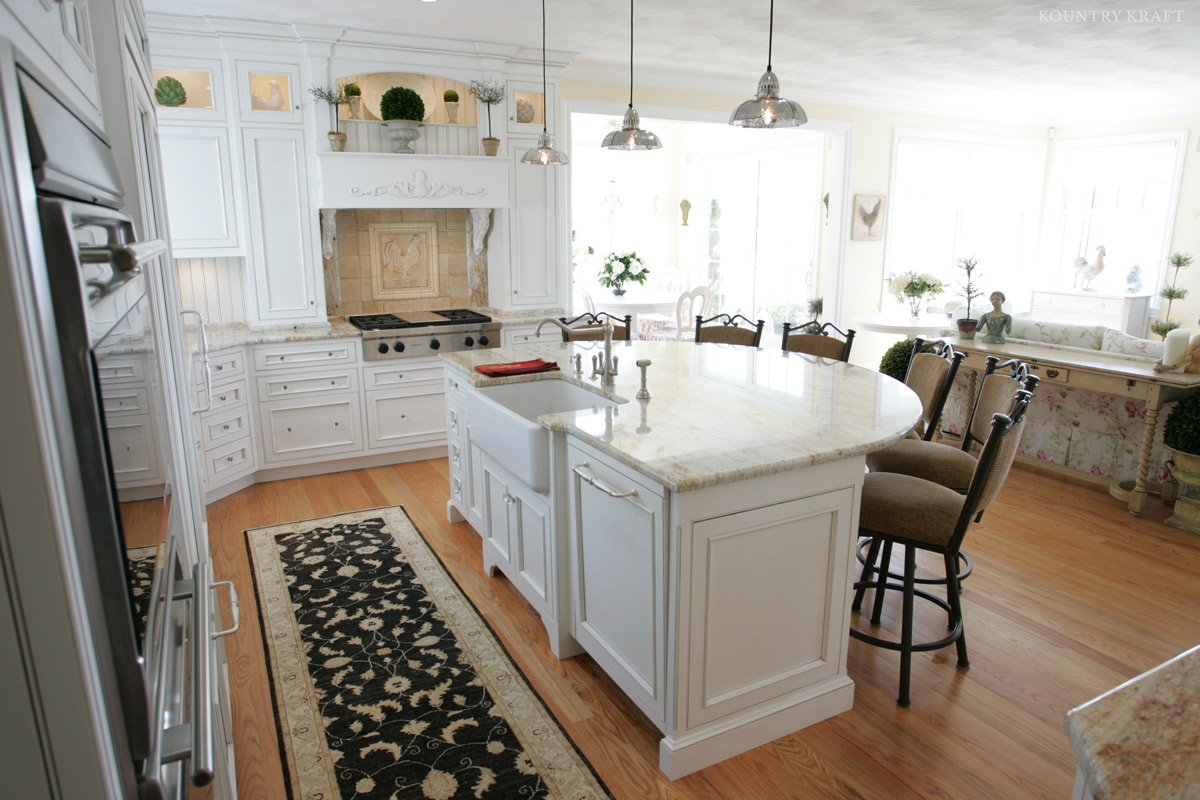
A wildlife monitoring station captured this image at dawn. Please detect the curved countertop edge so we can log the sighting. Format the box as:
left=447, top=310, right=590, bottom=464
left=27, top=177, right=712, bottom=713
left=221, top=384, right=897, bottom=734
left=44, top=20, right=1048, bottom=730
left=443, top=341, right=923, bottom=493
left=1065, top=644, right=1200, bottom=800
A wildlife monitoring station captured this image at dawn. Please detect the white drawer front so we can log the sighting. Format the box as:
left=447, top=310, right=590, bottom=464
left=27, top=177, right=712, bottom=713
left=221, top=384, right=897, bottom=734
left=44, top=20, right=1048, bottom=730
left=199, top=378, right=250, bottom=415
left=365, top=385, right=448, bottom=450
left=201, top=405, right=253, bottom=450
left=102, top=386, right=150, bottom=416
left=206, top=437, right=255, bottom=482
left=96, top=355, right=146, bottom=385
left=257, top=369, right=359, bottom=400
left=502, top=325, right=539, bottom=346
left=253, top=340, right=359, bottom=371
left=207, top=349, right=247, bottom=384
left=445, top=371, right=471, bottom=400
left=364, top=360, right=444, bottom=389
left=260, top=394, right=363, bottom=463
left=108, top=414, right=160, bottom=485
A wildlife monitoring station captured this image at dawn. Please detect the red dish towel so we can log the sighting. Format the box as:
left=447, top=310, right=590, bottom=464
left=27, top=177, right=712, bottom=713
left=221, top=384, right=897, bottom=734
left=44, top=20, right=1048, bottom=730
left=474, top=359, right=560, bottom=377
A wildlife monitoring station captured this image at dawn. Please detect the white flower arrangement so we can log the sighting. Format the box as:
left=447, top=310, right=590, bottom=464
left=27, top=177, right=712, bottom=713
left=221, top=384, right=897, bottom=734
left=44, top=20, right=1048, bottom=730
left=888, top=271, right=946, bottom=318
left=599, top=251, right=649, bottom=290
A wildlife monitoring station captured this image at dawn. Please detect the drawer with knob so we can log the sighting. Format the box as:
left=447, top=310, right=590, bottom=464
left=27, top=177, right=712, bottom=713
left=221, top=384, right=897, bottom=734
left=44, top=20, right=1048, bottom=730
left=365, top=383, right=448, bottom=450
left=102, top=386, right=151, bottom=417
left=201, top=405, right=253, bottom=450
left=365, top=359, right=444, bottom=389
left=198, top=378, right=250, bottom=415
left=1028, top=364, right=1071, bottom=384
left=259, top=393, right=363, bottom=464
left=257, top=369, right=359, bottom=400
left=206, top=437, right=256, bottom=483
left=252, top=340, right=359, bottom=371
left=194, top=348, right=247, bottom=385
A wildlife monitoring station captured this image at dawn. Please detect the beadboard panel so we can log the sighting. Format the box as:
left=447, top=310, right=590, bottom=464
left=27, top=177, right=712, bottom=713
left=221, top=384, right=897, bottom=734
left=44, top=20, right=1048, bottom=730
left=345, top=121, right=480, bottom=156
left=176, top=257, right=249, bottom=324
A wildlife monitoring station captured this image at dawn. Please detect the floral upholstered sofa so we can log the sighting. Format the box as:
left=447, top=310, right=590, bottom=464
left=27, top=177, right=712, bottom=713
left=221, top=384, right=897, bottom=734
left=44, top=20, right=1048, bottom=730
left=939, top=318, right=1171, bottom=484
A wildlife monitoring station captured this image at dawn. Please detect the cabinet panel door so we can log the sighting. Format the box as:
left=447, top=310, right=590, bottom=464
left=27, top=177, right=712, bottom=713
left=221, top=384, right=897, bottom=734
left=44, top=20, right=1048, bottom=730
left=507, top=137, right=559, bottom=308
left=108, top=414, right=161, bottom=485
left=160, top=125, right=241, bottom=254
left=569, top=451, right=667, bottom=724
left=242, top=128, right=319, bottom=324
left=482, top=461, right=513, bottom=565
left=512, top=483, right=550, bottom=606
left=234, top=60, right=303, bottom=124
left=259, top=394, right=362, bottom=464
left=364, top=385, right=448, bottom=450
left=57, top=0, right=100, bottom=112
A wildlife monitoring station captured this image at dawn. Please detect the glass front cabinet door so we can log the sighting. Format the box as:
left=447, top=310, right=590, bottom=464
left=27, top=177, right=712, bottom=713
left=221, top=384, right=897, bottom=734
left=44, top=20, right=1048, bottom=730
left=235, top=60, right=303, bottom=124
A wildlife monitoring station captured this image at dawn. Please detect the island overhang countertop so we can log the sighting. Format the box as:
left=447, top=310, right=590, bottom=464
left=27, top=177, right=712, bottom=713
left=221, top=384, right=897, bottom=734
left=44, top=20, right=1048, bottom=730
left=441, top=339, right=923, bottom=492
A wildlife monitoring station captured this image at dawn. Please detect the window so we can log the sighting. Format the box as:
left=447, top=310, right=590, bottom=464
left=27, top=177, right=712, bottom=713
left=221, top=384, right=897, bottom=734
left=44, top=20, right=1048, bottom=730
left=1049, top=132, right=1186, bottom=296
left=885, top=130, right=1045, bottom=312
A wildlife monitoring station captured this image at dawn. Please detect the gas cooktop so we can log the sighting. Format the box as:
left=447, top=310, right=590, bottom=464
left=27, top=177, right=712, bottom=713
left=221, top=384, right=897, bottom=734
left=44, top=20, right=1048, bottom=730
left=347, top=309, right=492, bottom=331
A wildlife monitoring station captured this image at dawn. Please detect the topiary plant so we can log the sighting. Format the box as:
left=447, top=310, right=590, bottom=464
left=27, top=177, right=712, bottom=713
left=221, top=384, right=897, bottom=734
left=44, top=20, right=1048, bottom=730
left=343, top=82, right=361, bottom=97
left=155, top=75, right=187, bottom=106
left=380, top=87, right=425, bottom=122
left=879, top=339, right=935, bottom=382
left=444, top=89, right=459, bottom=102
left=1164, top=393, right=1200, bottom=455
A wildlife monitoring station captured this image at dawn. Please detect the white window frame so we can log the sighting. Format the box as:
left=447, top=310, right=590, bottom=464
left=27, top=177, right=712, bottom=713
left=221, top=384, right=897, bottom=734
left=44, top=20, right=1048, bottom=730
left=1044, top=130, right=1187, bottom=304
left=882, top=127, right=1047, bottom=311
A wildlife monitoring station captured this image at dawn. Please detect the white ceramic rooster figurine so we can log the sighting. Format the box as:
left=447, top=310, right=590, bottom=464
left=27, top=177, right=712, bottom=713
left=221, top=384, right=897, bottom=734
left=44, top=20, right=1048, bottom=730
left=251, top=80, right=284, bottom=111
left=1074, top=245, right=1106, bottom=292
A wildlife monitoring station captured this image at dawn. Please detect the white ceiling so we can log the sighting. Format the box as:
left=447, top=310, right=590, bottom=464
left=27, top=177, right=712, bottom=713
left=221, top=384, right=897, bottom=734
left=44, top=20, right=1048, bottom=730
left=144, top=0, right=1200, bottom=125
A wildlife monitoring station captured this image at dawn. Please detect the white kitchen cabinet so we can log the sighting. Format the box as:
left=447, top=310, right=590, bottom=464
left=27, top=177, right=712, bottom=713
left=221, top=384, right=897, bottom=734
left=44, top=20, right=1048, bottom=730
left=253, top=339, right=358, bottom=371
left=506, top=135, right=561, bottom=308
left=241, top=127, right=322, bottom=325
left=150, top=56, right=227, bottom=123
left=258, top=392, right=363, bottom=464
left=501, top=323, right=540, bottom=347
left=365, top=383, right=448, bottom=450
left=566, top=440, right=669, bottom=726
left=1, top=0, right=103, bottom=125
left=107, top=413, right=162, bottom=485
left=506, top=79, right=554, bottom=135
left=56, top=0, right=100, bottom=111
left=234, top=59, right=302, bottom=125
left=159, top=125, right=242, bottom=255
left=1028, top=289, right=1152, bottom=337
left=480, top=453, right=554, bottom=618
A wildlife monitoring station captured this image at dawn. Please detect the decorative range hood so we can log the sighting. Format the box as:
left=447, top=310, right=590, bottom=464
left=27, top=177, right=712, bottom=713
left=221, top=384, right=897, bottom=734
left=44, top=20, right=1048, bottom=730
left=317, top=153, right=513, bottom=209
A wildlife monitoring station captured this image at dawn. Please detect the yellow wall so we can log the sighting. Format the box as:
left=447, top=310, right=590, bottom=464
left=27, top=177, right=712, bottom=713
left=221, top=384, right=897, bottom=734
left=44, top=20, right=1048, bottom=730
left=561, top=79, right=1198, bottom=363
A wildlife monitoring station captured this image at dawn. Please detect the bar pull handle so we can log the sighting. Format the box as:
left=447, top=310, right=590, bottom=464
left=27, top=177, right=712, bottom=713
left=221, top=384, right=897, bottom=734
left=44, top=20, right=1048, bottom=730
left=211, top=580, right=240, bottom=639
left=79, top=238, right=166, bottom=273
left=181, top=310, right=212, bottom=414
left=191, top=562, right=214, bottom=787
left=572, top=463, right=638, bottom=499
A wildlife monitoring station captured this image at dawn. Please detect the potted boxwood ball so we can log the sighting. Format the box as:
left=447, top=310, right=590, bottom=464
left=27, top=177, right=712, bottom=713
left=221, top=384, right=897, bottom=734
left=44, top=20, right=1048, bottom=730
left=444, top=88, right=459, bottom=124
left=879, top=338, right=934, bottom=382
left=344, top=82, right=362, bottom=119
left=1163, top=392, right=1200, bottom=534
left=380, top=86, right=425, bottom=154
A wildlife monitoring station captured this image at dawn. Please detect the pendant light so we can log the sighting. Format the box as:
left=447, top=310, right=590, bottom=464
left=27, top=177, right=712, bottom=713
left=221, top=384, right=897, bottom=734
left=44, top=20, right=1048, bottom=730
left=601, top=0, right=661, bottom=150
left=729, top=0, right=807, bottom=128
left=522, top=0, right=569, bottom=165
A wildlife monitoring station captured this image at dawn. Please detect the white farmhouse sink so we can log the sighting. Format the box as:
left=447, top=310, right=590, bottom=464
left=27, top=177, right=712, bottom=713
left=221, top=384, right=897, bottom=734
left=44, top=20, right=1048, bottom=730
left=468, top=380, right=616, bottom=493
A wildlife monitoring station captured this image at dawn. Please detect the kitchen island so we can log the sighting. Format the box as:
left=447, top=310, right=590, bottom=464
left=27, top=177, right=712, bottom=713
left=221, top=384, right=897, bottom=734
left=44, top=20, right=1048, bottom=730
left=441, top=339, right=921, bottom=778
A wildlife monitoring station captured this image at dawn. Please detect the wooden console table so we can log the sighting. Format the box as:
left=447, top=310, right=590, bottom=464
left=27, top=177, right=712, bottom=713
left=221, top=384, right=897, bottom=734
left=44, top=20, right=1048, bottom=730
left=940, top=336, right=1200, bottom=516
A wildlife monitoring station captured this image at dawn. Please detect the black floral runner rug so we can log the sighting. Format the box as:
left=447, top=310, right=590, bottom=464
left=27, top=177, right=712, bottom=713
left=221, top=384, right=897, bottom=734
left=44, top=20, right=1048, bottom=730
left=246, top=506, right=612, bottom=800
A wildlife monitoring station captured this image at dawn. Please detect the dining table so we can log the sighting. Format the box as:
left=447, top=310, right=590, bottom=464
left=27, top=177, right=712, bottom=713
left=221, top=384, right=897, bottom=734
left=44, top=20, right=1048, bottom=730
left=592, top=288, right=682, bottom=338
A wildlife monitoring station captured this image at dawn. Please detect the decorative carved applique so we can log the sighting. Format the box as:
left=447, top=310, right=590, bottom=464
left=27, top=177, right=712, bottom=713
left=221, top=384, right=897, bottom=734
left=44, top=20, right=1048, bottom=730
left=350, top=170, right=487, bottom=201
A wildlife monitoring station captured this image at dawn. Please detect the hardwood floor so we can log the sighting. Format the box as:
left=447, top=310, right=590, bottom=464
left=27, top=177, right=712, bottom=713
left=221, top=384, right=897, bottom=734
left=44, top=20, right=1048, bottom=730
left=206, top=461, right=1200, bottom=799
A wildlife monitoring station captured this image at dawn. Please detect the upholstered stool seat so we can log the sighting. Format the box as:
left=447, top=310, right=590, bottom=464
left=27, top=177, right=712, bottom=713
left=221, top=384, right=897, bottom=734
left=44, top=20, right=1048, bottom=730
left=859, top=472, right=966, bottom=545
left=866, top=440, right=976, bottom=492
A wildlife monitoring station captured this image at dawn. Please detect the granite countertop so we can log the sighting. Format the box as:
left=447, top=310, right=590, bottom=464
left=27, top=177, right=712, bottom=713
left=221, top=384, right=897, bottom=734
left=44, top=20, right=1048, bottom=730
left=1066, top=644, right=1200, bottom=799
left=441, top=339, right=922, bottom=492
left=181, top=319, right=362, bottom=353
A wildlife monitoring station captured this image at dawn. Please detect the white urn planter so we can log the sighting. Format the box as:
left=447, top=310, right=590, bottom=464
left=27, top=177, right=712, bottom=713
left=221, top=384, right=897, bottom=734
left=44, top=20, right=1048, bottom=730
left=384, top=120, right=423, bottom=154
left=445, top=100, right=459, bottom=124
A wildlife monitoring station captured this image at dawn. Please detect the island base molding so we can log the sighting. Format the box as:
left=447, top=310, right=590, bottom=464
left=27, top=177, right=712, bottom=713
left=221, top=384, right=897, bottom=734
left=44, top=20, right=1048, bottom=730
left=658, top=676, right=854, bottom=780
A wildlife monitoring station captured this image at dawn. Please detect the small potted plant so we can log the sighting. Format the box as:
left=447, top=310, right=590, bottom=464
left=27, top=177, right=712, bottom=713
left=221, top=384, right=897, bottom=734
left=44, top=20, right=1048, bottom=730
left=888, top=271, right=945, bottom=320
left=599, top=251, right=649, bottom=296
left=1163, top=391, right=1200, bottom=533
left=1152, top=252, right=1194, bottom=340
left=343, top=82, right=362, bottom=119
left=954, top=256, right=984, bottom=338
left=308, top=86, right=349, bottom=151
left=444, top=89, right=460, bottom=124
left=380, top=87, right=426, bottom=154
left=469, top=79, right=505, bottom=156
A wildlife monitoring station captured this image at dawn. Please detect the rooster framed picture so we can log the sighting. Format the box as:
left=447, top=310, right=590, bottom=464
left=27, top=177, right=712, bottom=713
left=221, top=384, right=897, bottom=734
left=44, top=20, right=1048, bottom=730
left=851, top=194, right=886, bottom=241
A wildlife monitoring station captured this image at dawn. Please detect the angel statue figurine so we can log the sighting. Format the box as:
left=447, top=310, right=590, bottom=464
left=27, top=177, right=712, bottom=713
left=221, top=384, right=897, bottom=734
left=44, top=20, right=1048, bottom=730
left=978, top=291, right=1012, bottom=344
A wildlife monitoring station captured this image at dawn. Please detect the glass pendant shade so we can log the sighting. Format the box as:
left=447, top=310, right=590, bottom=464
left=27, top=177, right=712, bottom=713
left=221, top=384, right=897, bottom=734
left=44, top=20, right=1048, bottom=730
left=729, top=69, right=807, bottom=128
left=521, top=131, right=569, bottom=164
left=601, top=106, right=661, bottom=151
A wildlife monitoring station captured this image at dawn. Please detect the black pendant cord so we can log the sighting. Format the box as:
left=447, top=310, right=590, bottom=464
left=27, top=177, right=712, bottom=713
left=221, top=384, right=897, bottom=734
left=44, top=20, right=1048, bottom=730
left=628, top=0, right=634, bottom=109
left=541, top=0, right=548, bottom=135
left=767, top=0, right=774, bottom=71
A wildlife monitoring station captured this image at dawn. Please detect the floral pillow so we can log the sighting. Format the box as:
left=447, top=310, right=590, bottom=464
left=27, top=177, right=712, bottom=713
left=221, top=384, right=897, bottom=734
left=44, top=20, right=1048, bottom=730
left=1101, top=328, right=1165, bottom=359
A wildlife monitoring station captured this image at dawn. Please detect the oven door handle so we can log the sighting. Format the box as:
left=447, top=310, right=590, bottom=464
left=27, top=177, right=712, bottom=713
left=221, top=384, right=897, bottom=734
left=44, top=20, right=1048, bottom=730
left=180, top=310, right=212, bottom=414
left=79, top=238, right=166, bottom=273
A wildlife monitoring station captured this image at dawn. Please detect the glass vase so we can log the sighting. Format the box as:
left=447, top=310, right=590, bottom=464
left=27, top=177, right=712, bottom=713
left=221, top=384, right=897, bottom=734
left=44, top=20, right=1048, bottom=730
left=906, top=294, right=924, bottom=320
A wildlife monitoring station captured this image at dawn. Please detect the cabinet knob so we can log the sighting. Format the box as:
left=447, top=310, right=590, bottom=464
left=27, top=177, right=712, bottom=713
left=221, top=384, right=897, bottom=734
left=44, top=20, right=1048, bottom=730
left=1046, top=369, right=1060, bottom=379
